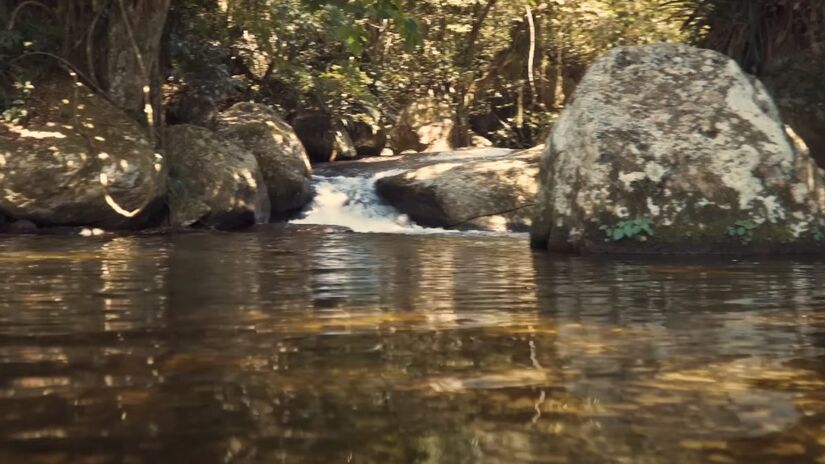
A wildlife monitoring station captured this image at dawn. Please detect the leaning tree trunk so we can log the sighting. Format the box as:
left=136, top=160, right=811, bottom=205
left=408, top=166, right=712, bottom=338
left=104, top=0, right=170, bottom=135
left=47, top=0, right=170, bottom=144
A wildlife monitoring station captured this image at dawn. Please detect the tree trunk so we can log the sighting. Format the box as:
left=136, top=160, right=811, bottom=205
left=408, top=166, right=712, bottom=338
left=453, top=0, right=497, bottom=148
left=105, top=0, right=170, bottom=114
left=49, top=0, right=170, bottom=143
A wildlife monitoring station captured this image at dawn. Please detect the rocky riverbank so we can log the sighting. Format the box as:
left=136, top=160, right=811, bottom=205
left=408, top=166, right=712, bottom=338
left=2, top=44, right=825, bottom=255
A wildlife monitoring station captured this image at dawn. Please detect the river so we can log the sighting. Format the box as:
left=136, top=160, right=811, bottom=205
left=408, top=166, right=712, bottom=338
left=1, top=158, right=825, bottom=463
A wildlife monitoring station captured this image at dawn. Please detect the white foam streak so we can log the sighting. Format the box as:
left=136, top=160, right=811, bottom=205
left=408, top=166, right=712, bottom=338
left=291, top=170, right=451, bottom=234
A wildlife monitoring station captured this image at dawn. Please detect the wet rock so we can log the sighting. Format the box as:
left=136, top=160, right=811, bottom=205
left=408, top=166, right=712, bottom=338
left=530, top=44, right=825, bottom=254
left=215, top=102, right=312, bottom=216
left=390, top=96, right=455, bottom=153
left=0, top=79, right=166, bottom=228
left=291, top=111, right=357, bottom=163
left=376, top=147, right=540, bottom=232
left=165, top=124, right=270, bottom=229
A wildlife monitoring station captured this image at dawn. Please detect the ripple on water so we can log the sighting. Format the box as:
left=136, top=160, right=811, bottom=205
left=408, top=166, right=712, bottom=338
left=0, top=229, right=824, bottom=463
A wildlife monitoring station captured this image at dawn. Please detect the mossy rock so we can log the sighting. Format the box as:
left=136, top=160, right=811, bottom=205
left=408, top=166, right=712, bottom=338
left=530, top=44, right=825, bottom=255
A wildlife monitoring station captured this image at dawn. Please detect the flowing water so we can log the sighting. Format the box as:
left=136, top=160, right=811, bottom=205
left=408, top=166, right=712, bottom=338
left=1, top=160, right=825, bottom=463
left=291, top=170, right=432, bottom=234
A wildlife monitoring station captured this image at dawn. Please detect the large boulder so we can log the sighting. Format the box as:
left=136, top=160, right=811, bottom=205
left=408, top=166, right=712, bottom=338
left=530, top=44, right=825, bottom=254
left=165, top=125, right=270, bottom=229
left=376, top=147, right=541, bottom=232
left=390, top=96, right=455, bottom=153
left=290, top=111, right=357, bottom=163
left=215, top=102, right=312, bottom=216
left=0, top=79, right=165, bottom=228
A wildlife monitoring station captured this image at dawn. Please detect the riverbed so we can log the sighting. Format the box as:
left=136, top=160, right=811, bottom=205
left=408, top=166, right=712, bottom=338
left=1, top=227, right=825, bottom=463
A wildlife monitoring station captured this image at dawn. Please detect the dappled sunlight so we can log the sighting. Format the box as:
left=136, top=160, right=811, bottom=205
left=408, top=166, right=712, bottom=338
left=11, top=127, right=66, bottom=139
left=403, top=162, right=463, bottom=181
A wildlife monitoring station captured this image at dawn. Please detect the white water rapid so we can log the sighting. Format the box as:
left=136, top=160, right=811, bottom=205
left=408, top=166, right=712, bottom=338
left=291, top=170, right=443, bottom=234
left=291, top=148, right=515, bottom=234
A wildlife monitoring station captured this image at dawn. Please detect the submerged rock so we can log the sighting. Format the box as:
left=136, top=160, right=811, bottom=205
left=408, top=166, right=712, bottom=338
left=376, top=147, right=541, bottom=232
left=165, top=125, right=270, bottom=229
left=0, top=79, right=165, bottom=228
left=215, top=102, right=312, bottom=216
left=530, top=43, right=825, bottom=254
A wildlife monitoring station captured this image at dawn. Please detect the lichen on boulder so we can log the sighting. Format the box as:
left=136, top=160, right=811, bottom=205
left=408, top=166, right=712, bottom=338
left=530, top=43, right=825, bottom=254
left=215, top=102, right=312, bottom=216
left=165, top=124, right=270, bottom=229
left=0, top=78, right=166, bottom=228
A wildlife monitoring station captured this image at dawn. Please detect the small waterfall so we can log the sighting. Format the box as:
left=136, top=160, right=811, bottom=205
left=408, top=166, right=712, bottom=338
left=291, top=170, right=445, bottom=234
left=291, top=148, right=516, bottom=234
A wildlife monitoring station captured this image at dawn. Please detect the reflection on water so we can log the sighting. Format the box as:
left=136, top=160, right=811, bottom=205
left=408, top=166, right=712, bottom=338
left=1, top=227, right=825, bottom=463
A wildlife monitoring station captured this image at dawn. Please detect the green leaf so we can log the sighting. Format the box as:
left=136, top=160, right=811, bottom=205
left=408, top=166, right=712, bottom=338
left=612, top=228, right=625, bottom=241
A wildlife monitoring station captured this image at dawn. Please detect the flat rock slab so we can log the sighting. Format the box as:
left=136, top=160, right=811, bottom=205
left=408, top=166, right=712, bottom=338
left=375, top=147, right=541, bottom=232
left=313, top=148, right=514, bottom=177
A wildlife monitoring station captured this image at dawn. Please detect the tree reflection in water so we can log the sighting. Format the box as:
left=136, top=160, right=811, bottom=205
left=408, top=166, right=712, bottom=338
left=0, top=228, right=824, bottom=463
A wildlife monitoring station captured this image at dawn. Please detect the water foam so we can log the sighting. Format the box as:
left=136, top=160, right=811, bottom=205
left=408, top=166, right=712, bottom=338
left=291, top=170, right=450, bottom=234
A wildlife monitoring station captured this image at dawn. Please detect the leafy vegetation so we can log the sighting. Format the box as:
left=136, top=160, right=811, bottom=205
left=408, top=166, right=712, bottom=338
left=600, top=218, right=655, bottom=242
left=727, top=219, right=761, bottom=244
left=664, top=0, right=825, bottom=73
left=813, top=227, right=825, bottom=243
left=2, top=0, right=690, bottom=148
left=2, top=0, right=823, bottom=152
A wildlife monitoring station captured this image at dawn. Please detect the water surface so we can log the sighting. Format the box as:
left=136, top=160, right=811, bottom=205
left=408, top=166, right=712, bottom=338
left=1, top=227, right=825, bottom=463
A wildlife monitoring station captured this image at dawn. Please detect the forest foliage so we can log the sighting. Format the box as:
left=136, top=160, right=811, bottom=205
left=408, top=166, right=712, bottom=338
left=1, top=0, right=822, bottom=149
